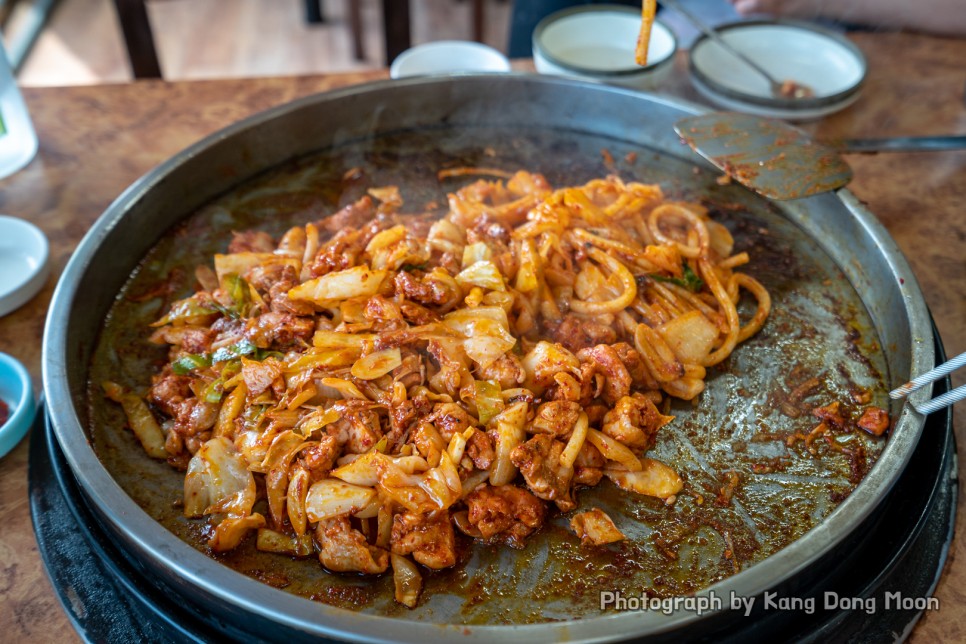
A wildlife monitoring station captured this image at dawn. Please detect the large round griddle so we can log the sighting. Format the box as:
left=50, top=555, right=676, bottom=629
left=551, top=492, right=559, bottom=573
left=42, top=75, right=935, bottom=642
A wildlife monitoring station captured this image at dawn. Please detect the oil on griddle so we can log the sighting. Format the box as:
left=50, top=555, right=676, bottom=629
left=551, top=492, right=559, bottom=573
left=86, top=126, right=890, bottom=623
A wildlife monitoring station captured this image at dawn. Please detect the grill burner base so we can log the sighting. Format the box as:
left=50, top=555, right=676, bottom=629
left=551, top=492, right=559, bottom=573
left=30, top=338, right=956, bottom=643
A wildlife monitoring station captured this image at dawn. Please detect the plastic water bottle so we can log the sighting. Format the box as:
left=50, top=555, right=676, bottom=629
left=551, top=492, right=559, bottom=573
left=0, top=39, right=38, bottom=180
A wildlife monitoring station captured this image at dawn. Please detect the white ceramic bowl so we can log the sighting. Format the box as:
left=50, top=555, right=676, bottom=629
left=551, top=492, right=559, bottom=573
left=390, top=40, right=511, bottom=79
left=532, top=5, right=677, bottom=90
left=689, top=20, right=867, bottom=120
left=0, top=215, right=49, bottom=317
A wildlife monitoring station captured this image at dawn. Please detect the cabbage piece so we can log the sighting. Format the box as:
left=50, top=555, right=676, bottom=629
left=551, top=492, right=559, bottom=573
left=213, top=252, right=299, bottom=283
left=183, top=436, right=256, bottom=518
left=288, top=265, right=388, bottom=305
left=456, top=260, right=506, bottom=292
left=471, top=379, right=504, bottom=425
left=461, top=241, right=492, bottom=269
left=305, top=478, right=377, bottom=522
left=443, top=306, right=516, bottom=369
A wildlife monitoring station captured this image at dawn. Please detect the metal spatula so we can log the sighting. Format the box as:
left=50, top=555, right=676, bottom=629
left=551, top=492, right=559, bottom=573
left=674, top=112, right=966, bottom=200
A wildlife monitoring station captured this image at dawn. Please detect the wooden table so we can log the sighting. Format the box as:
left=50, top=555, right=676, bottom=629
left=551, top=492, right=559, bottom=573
left=1, top=31, right=963, bottom=642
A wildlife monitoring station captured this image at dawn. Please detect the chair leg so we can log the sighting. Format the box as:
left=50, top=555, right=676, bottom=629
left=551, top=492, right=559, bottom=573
left=305, top=0, right=325, bottom=23
left=382, top=0, right=411, bottom=66
left=113, top=0, right=162, bottom=79
left=348, top=0, right=365, bottom=60
left=472, top=0, right=484, bottom=43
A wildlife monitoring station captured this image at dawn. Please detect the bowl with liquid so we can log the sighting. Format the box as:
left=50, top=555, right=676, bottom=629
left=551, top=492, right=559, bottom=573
left=532, top=4, right=677, bottom=90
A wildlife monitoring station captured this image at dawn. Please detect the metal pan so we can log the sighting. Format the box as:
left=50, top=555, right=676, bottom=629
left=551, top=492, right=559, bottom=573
left=43, top=75, right=933, bottom=642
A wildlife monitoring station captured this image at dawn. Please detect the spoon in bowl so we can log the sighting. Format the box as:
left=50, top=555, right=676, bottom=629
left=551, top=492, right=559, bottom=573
left=659, top=0, right=814, bottom=99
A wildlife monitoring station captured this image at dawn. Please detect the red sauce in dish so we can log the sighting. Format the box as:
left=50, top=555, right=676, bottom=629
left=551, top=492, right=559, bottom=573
left=0, top=398, right=9, bottom=426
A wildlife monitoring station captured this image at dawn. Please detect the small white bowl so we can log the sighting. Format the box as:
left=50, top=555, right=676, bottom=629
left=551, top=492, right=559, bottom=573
left=532, top=5, right=677, bottom=91
left=390, top=41, right=511, bottom=79
left=689, top=20, right=867, bottom=120
left=0, top=215, right=49, bottom=317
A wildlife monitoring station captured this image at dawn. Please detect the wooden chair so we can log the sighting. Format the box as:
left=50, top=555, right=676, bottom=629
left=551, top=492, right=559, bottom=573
left=113, top=0, right=413, bottom=79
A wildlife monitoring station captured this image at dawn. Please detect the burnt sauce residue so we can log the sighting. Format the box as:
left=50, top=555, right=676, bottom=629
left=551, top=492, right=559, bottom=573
left=86, top=126, right=891, bottom=623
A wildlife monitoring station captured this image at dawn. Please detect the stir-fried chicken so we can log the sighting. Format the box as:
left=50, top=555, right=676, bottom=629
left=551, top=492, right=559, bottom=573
left=390, top=511, right=457, bottom=569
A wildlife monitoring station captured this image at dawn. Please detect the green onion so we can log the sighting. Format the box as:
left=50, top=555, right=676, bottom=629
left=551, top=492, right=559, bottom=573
left=201, top=377, right=225, bottom=403
left=222, top=273, right=252, bottom=318
left=211, top=338, right=257, bottom=364
left=647, top=261, right=705, bottom=293
left=171, top=353, right=211, bottom=375
left=153, top=297, right=218, bottom=326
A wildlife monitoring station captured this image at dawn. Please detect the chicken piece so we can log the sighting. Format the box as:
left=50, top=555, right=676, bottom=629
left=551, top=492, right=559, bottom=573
left=465, top=429, right=495, bottom=470
left=601, top=393, right=673, bottom=451
left=175, top=398, right=219, bottom=436
left=149, top=372, right=193, bottom=418
left=310, top=230, right=361, bottom=277
left=316, top=516, right=389, bottom=574
left=245, top=311, right=315, bottom=350
left=319, top=196, right=376, bottom=234
left=573, top=466, right=603, bottom=487
left=550, top=314, right=617, bottom=353
left=611, top=342, right=649, bottom=387
left=228, top=230, right=275, bottom=254
left=399, top=300, right=441, bottom=325
left=577, top=344, right=632, bottom=405
left=386, top=394, right=433, bottom=449
left=570, top=508, right=625, bottom=546
left=300, top=434, right=340, bottom=477
left=411, top=421, right=445, bottom=464
left=259, top=264, right=316, bottom=316
left=179, top=326, right=216, bottom=354
left=426, top=340, right=467, bottom=398
left=529, top=401, right=582, bottom=437
left=364, top=295, right=404, bottom=324
left=475, top=353, right=526, bottom=390
left=510, top=434, right=576, bottom=511
left=391, top=351, right=426, bottom=391
left=812, top=401, right=847, bottom=430
left=467, top=213, right=512, bottom=245
left=425, top=402, right=475, bottom=441
left=326, top=400, right=383, bottom=454
left=393, top=270, right=454, bottom=307
left=857, top=406, right=890, bottom=436
left=390, top=511, right=457, bottom=569
left=464, top=484, right=547, bottom=548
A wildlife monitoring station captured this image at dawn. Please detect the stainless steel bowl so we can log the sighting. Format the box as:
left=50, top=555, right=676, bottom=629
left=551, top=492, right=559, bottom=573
left=43, top=74, right=933, bottom=642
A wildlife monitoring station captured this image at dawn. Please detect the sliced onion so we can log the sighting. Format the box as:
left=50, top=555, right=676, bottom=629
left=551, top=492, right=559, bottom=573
left=605, top=458, right=683, bottom=500
left=351, top=347, right=403, bottom=380
left=391, top=554, right=423, bottom=608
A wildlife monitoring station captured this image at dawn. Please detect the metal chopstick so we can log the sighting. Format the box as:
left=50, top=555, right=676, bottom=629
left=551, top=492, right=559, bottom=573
left=889, top=351, right=966, bottom=415
left=910, top=384, right=966, bottom=415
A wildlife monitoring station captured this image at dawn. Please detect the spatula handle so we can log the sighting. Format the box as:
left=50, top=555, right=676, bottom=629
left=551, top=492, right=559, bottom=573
left=840, top=135, right=966, bottom=153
